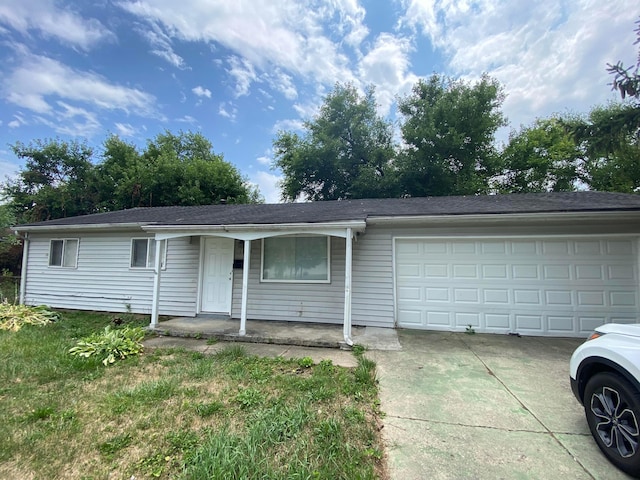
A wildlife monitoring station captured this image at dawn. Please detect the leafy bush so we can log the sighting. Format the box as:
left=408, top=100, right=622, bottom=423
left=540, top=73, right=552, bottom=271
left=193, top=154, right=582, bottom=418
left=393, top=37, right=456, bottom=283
left=69, top=326, right=145, bottom=366
left=0, top=303, right=60, bottom=331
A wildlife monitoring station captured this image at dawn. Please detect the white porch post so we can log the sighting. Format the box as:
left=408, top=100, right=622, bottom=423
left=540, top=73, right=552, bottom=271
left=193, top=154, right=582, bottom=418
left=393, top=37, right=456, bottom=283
left=19, top=233, right=29, bottom=305
left=150, top=239, right=164, bottom=328
left=239, top=239, right=251, bottom=336
left=343, top=228, right=353, bottom=345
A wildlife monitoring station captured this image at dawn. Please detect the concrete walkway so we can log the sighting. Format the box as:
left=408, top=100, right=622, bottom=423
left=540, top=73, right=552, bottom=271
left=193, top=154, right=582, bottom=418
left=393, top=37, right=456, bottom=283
left=150, top=316, right=402, bottom=351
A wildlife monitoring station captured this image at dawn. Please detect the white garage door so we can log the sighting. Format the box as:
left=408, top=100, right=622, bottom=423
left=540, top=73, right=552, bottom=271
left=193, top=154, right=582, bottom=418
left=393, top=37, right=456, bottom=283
left=395, top=237, right=639, bottom=337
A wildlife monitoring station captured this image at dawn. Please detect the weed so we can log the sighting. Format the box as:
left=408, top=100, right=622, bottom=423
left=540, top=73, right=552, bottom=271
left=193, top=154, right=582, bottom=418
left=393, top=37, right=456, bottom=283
left=298, top=356, right=314, bottom=368
left=466, top=324, right=476, bottom=334
left=235, top=387, right=265, bottom=409
left=206, top=337, right=218, bottom=345
left=98, top=433, right=132, bottom=458
left=352, top=344, right=366, bottom=356
left=214, top=344, right=247, bottom=361
left=194, top=401, right=224, bottom=417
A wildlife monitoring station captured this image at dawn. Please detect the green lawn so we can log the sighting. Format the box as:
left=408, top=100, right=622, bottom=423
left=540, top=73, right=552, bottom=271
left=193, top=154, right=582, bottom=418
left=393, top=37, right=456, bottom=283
left=0, top=311, right=385, bottom=479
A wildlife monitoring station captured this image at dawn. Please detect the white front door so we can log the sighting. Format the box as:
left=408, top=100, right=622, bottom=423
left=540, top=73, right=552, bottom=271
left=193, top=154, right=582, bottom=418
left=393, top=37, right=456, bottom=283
left=201, top=237, right=234, bottom=313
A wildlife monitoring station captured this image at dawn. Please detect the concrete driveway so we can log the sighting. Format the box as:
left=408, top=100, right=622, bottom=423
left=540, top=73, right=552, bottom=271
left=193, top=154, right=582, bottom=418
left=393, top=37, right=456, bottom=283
left=369, top=330, right=633, bottom=480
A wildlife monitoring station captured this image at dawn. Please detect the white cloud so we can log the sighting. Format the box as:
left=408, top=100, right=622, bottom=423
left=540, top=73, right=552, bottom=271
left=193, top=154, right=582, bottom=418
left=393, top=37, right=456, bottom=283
left=227, top=56, right=257, bottom=97
left=0, top=0, right=113, bottom=50
left=3, top=51, right=158, bottom=118
left=251, top=170, right=283, bottom=203
left=265, top=68, right=297, bottom=100
left=218, top=102, right=237, bottom=121
left=192, top=85, right=212, bottom=98
left=115, top=122, right=137, bottom=137
left=176, top=115, right=197, bottom=123
left=272, top=118, right=304, bottom=133
left=118, top=0, right=359, bottom=87
left=138, top=22, right=187, bottom=68
left=358, top=33, right=418, bottom=115
left=256, top=155, right=271, bottom=166
left=398, top=0, right=638, bottom=129
left=7, top=113, right=26, bottom=128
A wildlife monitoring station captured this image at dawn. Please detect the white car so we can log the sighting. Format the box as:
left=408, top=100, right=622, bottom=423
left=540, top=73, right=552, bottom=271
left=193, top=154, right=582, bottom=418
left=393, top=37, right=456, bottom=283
left=570, top=323, right=640, bottom=477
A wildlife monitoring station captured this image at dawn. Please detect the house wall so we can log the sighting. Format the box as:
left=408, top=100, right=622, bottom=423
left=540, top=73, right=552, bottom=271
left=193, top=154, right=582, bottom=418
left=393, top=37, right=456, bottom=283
left=230, top=237, right=348, bottom=325
left=23, top=232, right=200, bottom=316
left=22, top=218, right=640, bottom=329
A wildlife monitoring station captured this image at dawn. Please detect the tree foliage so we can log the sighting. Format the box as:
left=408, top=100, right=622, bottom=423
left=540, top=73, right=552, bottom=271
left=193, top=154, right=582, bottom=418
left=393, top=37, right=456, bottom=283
left=607, top=18, right=640, bottom=102
left=4, top=139, right=98, bottom=222
left=498, top=118, right=584, bottom=193
left=3, top=131, right=261, bottom=224
left=568, top=103, right=640, bottom=193
left=397, top=74, right=507, bottom=197
left=273, top=83, right=397, bottom=201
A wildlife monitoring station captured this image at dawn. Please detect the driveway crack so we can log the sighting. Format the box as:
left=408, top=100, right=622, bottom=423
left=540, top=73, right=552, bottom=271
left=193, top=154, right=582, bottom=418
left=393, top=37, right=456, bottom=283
left=459, top=337, right=596, bottom=480
left=385, top=413, right=591, bottom=436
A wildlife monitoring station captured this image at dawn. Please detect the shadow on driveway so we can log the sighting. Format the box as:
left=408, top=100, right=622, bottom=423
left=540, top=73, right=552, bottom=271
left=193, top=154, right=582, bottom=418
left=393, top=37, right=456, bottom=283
left=369, top=330, right=634, bottom=480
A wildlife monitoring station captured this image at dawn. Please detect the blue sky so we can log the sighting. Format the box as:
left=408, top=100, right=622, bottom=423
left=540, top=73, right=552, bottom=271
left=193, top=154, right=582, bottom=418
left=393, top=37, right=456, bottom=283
left=0, top=0, right=636, bottom=203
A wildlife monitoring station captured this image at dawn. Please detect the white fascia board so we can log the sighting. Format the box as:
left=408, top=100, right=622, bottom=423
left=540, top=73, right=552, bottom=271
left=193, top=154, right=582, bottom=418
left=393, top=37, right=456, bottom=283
left=14, top=222, right=150, bottom=233
left=367, top=211, right=640, bottom=226
left=144, top=220, right=367, bottom=241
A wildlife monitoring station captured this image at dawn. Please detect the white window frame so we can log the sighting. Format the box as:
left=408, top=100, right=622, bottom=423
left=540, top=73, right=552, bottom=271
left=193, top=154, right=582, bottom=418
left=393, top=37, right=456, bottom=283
left=260, top=235, right=331, bottom=283
left=48, top=238, right=79, bottom=268
left=130, top=238, right=167, bottom=270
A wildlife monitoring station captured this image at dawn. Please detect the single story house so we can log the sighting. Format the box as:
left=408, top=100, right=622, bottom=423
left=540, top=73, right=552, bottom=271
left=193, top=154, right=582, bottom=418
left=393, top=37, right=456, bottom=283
left=14, top=192, right=640, bottom=341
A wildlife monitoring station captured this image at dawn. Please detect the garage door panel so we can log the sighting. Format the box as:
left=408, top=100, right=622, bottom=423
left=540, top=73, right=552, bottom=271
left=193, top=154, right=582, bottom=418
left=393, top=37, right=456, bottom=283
left=455, top=312, right=479, bottom=327
left=396, top=237, right=639, bottom=337
left=610, top=291, right=637, bottom=307
left=608, top=240, right=633, bottom=255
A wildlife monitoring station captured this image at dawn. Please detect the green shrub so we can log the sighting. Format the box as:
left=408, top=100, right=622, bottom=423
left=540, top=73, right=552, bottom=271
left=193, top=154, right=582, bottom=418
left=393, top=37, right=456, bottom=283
left=0, top=303, right=60, bottom=331
left=69, top=325, right=145, bottom=366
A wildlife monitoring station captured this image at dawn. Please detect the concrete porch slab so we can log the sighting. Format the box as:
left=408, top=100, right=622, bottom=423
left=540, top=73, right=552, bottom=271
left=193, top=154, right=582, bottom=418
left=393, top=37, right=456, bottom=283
left=148, top=316, right=402, bottom=351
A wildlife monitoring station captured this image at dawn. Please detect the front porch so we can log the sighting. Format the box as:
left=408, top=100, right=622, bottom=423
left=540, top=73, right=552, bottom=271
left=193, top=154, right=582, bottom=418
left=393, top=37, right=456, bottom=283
left=149, top=316, right=402, bottom=350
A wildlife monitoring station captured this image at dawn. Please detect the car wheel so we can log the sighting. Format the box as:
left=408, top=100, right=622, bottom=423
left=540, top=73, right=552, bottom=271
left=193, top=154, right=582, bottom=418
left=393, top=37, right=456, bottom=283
left=584, top=372, right=640, bottom=478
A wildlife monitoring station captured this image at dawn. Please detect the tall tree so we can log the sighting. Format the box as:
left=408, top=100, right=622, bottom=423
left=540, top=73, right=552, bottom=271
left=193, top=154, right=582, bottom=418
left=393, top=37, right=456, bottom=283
left=273, top=83, right=397, bottom=201
left=99, top=131, right=261, bottom=209
left=498, top=118, right=584, bottom=193
left=397, top=74, right=506, bottom=197
left=568, top=103, right=640, bottom=193
left=3, top=131, right=262, bottom=224
left=3, top=139, right=98, bottom=222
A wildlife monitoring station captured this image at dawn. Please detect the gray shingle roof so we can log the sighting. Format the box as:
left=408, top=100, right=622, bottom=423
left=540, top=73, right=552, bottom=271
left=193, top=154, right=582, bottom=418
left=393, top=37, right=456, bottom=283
left=16, top=191, right=640, bottom=229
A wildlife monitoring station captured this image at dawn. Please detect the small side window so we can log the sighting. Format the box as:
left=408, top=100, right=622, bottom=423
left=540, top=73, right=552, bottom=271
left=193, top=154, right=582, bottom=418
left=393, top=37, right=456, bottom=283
left=49, top=239, right=79, bottom=268
left=130, top=239, right=165, bottom=269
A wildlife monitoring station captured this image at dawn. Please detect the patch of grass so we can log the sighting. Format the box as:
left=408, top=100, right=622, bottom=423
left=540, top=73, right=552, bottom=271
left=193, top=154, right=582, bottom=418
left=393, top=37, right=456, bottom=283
left=194, top=400, right=225, bottom=418
left=98, top=433, right=132, bottom=458
left=0, top=310, right=385, bottom=479
left=214, top=343, right=247, bottom=360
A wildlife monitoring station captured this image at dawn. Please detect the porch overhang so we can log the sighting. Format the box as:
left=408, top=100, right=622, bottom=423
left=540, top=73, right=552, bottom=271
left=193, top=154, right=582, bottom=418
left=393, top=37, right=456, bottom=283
left=141, top=220, right=366, bottom=240
left=147, top=221, right=364, bottom=345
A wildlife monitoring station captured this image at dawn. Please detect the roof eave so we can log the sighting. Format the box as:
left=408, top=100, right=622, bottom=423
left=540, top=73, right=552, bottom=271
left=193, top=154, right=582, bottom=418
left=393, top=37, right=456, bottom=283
left=14, top=222, right=153, bottom=233
left=367, top=210, right=640, bottom=225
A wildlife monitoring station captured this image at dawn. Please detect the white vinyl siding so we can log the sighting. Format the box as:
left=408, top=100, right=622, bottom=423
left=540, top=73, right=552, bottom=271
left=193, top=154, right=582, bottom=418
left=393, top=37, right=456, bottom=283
left=49, top=239, right=78, bottom=268
left=232, top=237, right=345, bottom=323
left=24, top=233, right=199, bottom=316
left=229, top=235, right=395, bottom=328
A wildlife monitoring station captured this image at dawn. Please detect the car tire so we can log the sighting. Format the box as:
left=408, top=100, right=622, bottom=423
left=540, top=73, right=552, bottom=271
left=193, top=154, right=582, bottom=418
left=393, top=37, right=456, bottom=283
left=584, top=372, right=640, bottom=478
